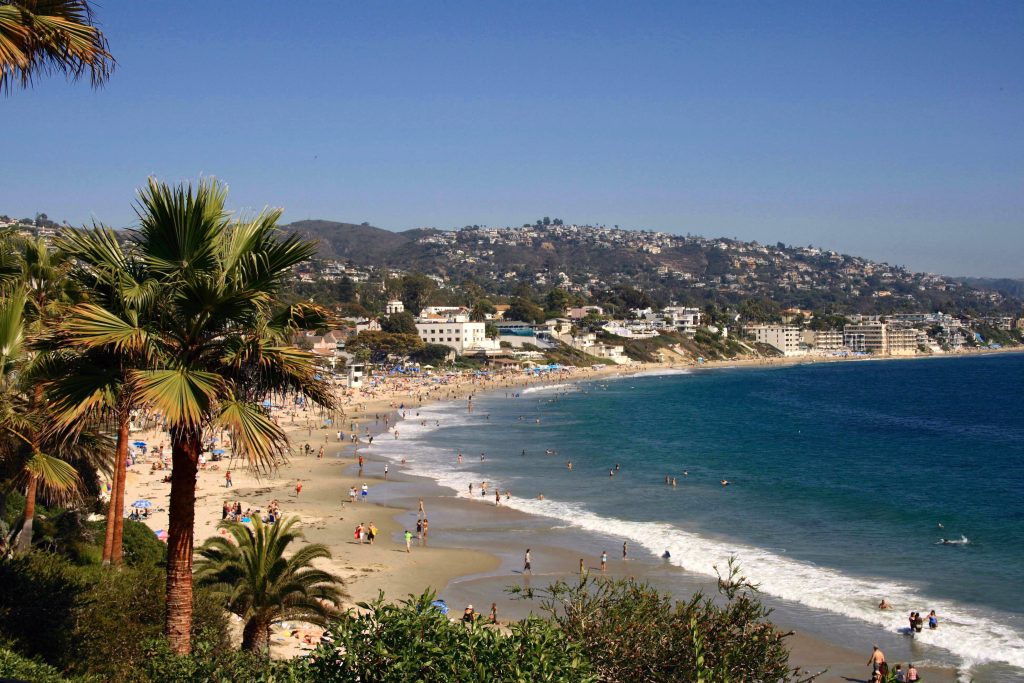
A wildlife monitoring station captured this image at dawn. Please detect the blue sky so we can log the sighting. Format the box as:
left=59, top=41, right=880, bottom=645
left=4, top=1, right=1022, bottom=277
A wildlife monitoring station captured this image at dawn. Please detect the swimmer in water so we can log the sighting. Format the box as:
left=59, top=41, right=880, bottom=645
left=721, top=479, right=730, bottom=486
left=662, top=550, right=671, bottom=559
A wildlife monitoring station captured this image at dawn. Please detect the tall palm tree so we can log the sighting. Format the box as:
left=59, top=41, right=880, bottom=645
left=74, top=178, right=334, bottom=653
left=195, top=516, right=344, bottom=655
left=0, top=236, right=88, bottom=554
left=0, top=0, right=114, bottom=94
left=50, top=224, right=158, bottom=565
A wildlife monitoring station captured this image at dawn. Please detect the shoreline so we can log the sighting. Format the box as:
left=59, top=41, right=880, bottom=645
left=116, top=348, right=1022, bottom=675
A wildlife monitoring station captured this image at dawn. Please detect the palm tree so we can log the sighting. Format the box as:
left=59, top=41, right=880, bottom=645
left=81, top=178, right=334, bottom=653
left=50, top=225, right=158, bottom=565
left=0, top=236, right=90, bottom=554
left=195, top=516, right=344, bottom=655
left=0, top=0, right=114, bottom=94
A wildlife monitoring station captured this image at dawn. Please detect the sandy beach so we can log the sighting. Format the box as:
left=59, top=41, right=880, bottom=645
left=112, top=351, right=1014, bottom=677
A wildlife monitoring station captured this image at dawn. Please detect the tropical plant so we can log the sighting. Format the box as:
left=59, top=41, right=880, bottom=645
left=194, top=516, right=344, bottom=656
left=307, top=590, right=596, bottom=682
left=50, top=224, right=159, bottom=565
left=0, top=0, right=114, bottom=94
left=0, top=236, right=99, bottom=555
left=95, top=177, right=334, bottom=654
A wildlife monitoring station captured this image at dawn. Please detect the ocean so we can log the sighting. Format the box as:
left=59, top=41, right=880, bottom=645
left=371, top=353, right=1024, bottom=681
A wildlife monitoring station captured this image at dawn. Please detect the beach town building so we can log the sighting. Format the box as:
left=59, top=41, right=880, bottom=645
left=415, top=316, right=495, bottom=355
left=844, top=322, right=887, bottom=353
left=802, top=329, right=845, bottom=351
left=886, top=327, right=922, bottom=355
left=385, top=299, right=405, bottom=315
left=746, top=325, right=804, bottom=356
left=662, top=306, right=702, bottom=335
left=568, top=305, right=604, bottom=320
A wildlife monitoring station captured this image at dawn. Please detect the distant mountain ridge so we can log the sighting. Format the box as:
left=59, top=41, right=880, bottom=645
left=282, top=219, right=1021, bottom=315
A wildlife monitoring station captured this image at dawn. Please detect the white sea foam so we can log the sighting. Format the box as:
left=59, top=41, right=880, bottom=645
left=370, top=399, right=1024, bottom=674
left=520, top=382, right=578, bottom=395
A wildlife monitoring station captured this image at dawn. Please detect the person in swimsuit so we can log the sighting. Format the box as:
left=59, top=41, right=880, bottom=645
left=524, top=549, right=532, bottom=573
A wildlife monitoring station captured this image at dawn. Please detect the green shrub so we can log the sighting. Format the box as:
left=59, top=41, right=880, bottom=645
left=305, top=591, right=595, bottom=682
left=121, top=519, right=167, bottom=567
left=0, top=646, right=89, bottom=683
left=509, top=562, right=802, bottom=682
left=0, top=551, right=230, bottom=681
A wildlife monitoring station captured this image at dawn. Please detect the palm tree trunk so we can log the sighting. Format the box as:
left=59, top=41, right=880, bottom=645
left=101, top=430, right=123, bottom=564
left=15, top=385, right=45, bottom=554
left=13, top=473, right=37, bottom=553
left=165, top=427, right=201, bottom=654
left=242, top=618, right=271, bottom=657
left=109, top=418, right=130, bottom=565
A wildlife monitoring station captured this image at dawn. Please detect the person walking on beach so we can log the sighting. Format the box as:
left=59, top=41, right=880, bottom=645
left=422, top=518, right=428, bottom=543
left=367, top=522, right=377, bottom=544
left=404, top=529, right=413, bottom=552
left=489, top=603, right=498, bottom=624
left=361, top=483, right=368, bottom=501
left=224, top=470, right=232, bottom=488
left=495, top=489, right=501, bottom=506
left=524, top=549, right=532, bottom=574
left=295, top=480, right=302, bottom=496
left=600, top=551, right=607, bottom=571
left=349, top=486, right=357, bottom=504
left=383, top=463, right=389, bottom=480
left=867, top=645, right=886, bottom=677
left=418, top=498, right=425, bottom=518
left=622, top=541, right=628, bottom=561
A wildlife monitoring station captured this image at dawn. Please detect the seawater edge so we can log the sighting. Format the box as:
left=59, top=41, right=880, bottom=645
left=358, top=360, right=1024, bottom=682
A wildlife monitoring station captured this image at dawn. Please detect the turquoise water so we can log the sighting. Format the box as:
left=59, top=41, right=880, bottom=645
left=374, top=354, right=1024, bottom=678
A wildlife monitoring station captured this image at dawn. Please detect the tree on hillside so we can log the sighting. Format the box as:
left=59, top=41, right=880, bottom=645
left=506, top=297, right=545, bottom=324
left=346, top=331, right=423, bottom=363
left=0, top=0, right=115, bottom=94
left=194, top=516, right=343, bottom=656
left=380, top=311, right=417, bottom=335
left=399, top=273, right=437, bottom=315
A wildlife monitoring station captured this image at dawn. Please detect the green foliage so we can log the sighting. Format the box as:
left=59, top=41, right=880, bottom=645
left=139, top=636, right=308, bottom=683
left=119, top=518, right=168, bottom=567
left=194, top=516, right=344, bottom=654
left=0, top=647, right=98, bottom=683
left=304, top=591, right=595, bottom=682
left=509, top=564, right=808, bottom=683
left=0, top=551, right=230, bottom=680
left=380, top=311, right=418, bottom=335
left=345, top=331, right=424, bottom=363
left=506, top=296, right=546, bottom=324
left=410, top=343, right=452, bottom=365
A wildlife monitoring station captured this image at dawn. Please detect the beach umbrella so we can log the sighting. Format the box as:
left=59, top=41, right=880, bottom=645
left=212, top=449, right=225, bottom=455
left=430, top=599, right=449, bottom=615
left=133, top=441, right=147, bottom=447
left=155, top=529, right=168, bottom=541
left=131, top=499, right=152, bottom=508
left=262, top=399, right=272, bottom=407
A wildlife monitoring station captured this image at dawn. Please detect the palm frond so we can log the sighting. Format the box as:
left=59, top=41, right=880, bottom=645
left=216, top=398, right=287, bottom=470
left=0, top=0, right=114, bottom=94
left=132, top=368, right=223, bottom=427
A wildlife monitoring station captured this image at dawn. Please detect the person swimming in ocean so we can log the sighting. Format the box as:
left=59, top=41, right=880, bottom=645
left=662, top=549, right=671, bottom=559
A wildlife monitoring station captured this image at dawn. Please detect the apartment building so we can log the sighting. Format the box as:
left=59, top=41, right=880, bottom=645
left=844, top=322, right=887, bottom=353
left=747, top=325, right=804, bottom=356
left=415, top=319, right=491, bottom=354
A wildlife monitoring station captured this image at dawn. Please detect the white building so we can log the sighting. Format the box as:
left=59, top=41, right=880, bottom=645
left=801, top=329, right=845, bottom=351
left=747, top=325, right=804, bottom=356
left=662, top=306, right=701, bottom=335
left=385, top=299, right=405, bottom=315
left=415, top=319, right=494, bottom=355
left=844, top=323, right=887, bottom=353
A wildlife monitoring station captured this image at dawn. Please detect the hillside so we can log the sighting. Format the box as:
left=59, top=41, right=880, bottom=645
left=283, top=220, right=1022, bottom=315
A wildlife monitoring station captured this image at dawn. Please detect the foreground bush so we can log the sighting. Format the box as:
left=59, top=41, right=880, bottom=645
left=305, top=591, right=596, bottom=682
left=510, top=561, right=815, bottom=682
left=0, top=551, right=228, bottom=681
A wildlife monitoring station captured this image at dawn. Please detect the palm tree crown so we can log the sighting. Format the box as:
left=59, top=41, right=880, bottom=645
left=195, top=516, right=344, bottom=655
left=0, top=0, right=114, bottom=94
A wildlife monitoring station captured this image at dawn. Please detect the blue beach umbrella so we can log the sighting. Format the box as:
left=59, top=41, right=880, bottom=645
left=212, top=449, right=225, bottom=455
left=430, top=599, right=449, bottom=615
left=133, top=441, right=147, bottom=448
left=131, top=499, right=152, bottom=508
